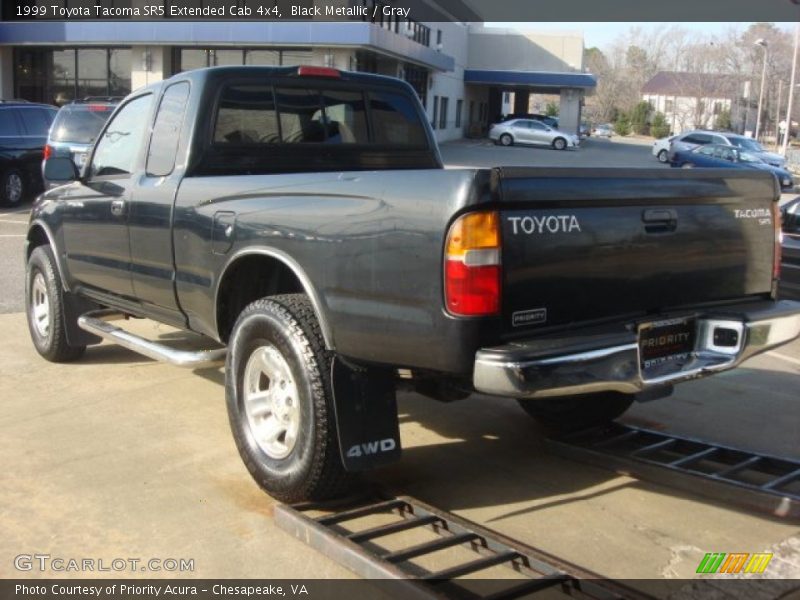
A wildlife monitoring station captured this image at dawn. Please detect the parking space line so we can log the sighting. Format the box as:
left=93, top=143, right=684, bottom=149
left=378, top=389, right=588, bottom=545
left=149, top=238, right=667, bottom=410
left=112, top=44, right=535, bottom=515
left=0, top=219, right=28, bottom=224
left=0, top=234, right=25, bottom=238
left=767, top=351, right=800, bottom=366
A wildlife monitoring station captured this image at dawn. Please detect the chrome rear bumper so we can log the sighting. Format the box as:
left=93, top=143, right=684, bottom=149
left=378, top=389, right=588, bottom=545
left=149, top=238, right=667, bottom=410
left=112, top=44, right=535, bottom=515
left=473, top=301, right=800, bottom=399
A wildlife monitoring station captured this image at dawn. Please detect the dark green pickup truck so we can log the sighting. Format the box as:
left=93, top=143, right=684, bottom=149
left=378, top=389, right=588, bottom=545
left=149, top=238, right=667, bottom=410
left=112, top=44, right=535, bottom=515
left=25, top=65, right=800, bottom=501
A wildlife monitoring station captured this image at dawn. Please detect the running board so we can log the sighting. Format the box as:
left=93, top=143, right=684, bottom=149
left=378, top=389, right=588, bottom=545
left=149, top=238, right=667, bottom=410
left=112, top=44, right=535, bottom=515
left=77, top=310, right=226, bottom=368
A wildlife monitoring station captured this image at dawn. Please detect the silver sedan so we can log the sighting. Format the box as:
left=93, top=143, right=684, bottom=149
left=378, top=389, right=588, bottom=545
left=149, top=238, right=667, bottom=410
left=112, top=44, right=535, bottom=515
left=489, top=119, right=579, bottom=150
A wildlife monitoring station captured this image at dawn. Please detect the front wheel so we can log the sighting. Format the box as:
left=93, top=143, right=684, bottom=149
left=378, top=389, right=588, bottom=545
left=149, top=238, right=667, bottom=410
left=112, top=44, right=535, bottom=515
left=225, top=294, right=349, bottom=503
left=552, top=137, right=567, bottom=151
left=657, top=149, right=668, bottom=163
left=499, top=133, right=513, bottom=146
left=517, top=392, right=634, bottom=433
left=25, top=245, right=86, bottom=362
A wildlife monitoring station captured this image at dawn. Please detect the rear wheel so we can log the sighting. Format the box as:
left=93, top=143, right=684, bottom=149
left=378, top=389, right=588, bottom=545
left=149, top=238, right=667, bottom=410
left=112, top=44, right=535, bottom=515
left=517, top=392, right=634, bottom=433
left=552, top=137, right=567, bottom=151
left=657, top=149, right=668, bottom=163
left=225, top=293, right=349, bottom=502
left=499, top=133, right=513, bottom=146
left=1, top=168, right=25, bottom=207
left=25, top=245, right=86, bottom=362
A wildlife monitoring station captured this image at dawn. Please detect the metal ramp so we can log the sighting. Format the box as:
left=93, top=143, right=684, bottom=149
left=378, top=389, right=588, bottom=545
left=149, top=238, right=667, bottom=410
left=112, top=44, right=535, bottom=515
left=275, top=494, right=654, bottom=600
left=545, top=423, right=800, bottom=520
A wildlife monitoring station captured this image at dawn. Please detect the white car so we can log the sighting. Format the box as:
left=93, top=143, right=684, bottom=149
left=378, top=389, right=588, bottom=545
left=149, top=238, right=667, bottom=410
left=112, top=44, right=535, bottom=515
left=652, top=136, right=675, bottom=163
left=489, top=119, right=579, bottom=150
left=593, top=124, right=614, bottom=138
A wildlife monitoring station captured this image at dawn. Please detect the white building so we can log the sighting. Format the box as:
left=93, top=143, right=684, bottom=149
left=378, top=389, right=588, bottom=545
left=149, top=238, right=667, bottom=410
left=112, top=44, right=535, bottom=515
left=642, top=71, right=748, bottom=134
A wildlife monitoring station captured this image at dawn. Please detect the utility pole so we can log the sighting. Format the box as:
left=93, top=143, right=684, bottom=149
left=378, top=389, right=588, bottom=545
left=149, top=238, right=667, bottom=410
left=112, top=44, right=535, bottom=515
left=755, top=39, right=768, bottom=140
left=776, top=79, right=784, bottom=148
left=781, top=22, right=799, bottom=155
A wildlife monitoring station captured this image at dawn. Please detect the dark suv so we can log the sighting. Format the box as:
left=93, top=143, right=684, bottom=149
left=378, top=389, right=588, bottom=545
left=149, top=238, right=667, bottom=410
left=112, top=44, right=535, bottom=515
left=0, top=100, right=58, bottom=206
left=43, top=98, right=120, bottom=189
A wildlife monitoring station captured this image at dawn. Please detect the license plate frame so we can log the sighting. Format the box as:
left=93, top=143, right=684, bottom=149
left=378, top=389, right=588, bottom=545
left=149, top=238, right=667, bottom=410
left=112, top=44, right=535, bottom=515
left=639, top=317, right=697, bottom=372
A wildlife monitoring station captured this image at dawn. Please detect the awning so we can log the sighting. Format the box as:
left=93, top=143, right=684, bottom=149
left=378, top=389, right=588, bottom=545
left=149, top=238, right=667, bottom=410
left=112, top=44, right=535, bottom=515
left=464, top=69, right=597, bottom=89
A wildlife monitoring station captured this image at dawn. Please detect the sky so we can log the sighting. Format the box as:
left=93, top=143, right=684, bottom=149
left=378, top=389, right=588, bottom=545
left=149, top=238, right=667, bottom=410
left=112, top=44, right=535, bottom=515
left=485, top=22, right=795, bottom=50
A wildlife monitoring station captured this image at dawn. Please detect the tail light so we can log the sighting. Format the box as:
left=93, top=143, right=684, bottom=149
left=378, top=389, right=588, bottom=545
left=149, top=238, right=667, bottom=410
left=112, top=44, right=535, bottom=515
left=296, top=66, right=341, bottom=78
left=773, top=201, right=782, bottom=281
left=444, top=211, right=501, bottom=316
left=43, top=145, right=52, bottom=160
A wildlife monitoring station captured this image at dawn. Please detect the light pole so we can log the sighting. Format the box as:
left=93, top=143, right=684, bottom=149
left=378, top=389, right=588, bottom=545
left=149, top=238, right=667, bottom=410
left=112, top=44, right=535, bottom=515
left=781, top=23, right=799, bottom=155
left=755, top=38, right=768, bottom=140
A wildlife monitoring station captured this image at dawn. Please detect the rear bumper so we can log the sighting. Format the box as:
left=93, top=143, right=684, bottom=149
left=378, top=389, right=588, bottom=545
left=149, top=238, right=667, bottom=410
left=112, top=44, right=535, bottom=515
left=473, top=300, right=800, bottom=399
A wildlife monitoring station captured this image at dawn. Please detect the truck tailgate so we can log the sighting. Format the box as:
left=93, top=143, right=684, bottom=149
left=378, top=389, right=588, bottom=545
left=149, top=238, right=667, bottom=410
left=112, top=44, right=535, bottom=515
left=496, top=168, right=779, bottom=332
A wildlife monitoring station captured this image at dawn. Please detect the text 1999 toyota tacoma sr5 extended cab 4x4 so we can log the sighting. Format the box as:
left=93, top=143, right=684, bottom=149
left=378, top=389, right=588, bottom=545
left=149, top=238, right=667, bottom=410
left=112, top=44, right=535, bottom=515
left=25, top=66, right=800, bottom=502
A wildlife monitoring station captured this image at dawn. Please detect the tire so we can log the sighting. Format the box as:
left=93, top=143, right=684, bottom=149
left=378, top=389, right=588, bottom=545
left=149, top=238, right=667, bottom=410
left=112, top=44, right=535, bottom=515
left=1, top=168, right=25, bottom=207
left=225, top=293, right=349, bottom=503
left=553, top=137, right=567, bottom=151
left=25, top=245, right=86, bottom=362
left=517, top=392, right=634, bottom=433
left=499, top=133, right=513, bottom=146
left=681, top=162, right=695, bottom=169
left=657, top=149, right=669, bottom=163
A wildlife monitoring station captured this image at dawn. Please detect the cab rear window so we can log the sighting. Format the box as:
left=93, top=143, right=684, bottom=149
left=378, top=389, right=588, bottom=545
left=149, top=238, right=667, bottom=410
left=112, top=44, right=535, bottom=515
left=213, top=84, right=425, bottom=148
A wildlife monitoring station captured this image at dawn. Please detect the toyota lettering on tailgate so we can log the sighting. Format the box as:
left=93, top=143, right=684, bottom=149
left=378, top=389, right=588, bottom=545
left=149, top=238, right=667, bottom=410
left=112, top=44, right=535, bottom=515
left=507, top=215, right=581, bottom=234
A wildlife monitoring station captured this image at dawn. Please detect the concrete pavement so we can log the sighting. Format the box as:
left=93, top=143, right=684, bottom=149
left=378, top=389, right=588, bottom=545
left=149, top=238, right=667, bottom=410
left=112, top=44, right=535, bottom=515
left=0, top=313, right=798, bottom=583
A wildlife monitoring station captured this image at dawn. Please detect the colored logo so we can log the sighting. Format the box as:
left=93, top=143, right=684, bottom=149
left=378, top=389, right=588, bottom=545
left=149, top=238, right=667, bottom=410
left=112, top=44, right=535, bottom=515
left=696, top=552, right=773, bottom=574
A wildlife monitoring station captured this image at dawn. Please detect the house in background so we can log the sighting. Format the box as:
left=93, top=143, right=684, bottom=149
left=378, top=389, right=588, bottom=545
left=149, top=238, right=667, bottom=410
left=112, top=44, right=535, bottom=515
left=642, top=71, right=754, bottom=135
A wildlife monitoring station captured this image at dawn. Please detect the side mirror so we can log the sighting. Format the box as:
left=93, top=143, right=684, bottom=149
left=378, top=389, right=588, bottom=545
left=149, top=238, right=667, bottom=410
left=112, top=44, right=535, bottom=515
left=783, top=202, right=800, bottom=233
left=44, top=157, right=80, bottom=183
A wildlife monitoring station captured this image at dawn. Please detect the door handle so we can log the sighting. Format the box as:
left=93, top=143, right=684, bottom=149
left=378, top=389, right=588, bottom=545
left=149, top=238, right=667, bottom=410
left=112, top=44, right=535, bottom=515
left=110, top=199, right=126, bottom=217
left=642, top=208, right=677, bottom=233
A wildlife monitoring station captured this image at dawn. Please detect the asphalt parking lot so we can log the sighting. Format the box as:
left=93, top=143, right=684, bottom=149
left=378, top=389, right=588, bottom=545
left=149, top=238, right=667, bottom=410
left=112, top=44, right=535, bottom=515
left=1, top=138, right=799, bottom=589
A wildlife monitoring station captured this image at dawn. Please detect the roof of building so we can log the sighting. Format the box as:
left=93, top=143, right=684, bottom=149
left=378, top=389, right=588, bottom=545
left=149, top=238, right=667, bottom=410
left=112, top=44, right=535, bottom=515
left=642, top=71, right=739, bottom=97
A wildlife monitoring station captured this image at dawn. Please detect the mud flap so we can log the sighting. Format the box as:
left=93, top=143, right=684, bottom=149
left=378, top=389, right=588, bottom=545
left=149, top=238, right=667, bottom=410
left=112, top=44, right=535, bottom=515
left=331, top=357, right=401, bottom=472
left=63, top=292, right=102, bottom=347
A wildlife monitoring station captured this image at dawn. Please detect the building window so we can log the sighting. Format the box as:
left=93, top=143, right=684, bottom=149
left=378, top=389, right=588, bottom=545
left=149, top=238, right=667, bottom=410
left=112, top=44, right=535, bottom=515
left=455, top=99, right=463, bottom=128
left=469, top=101, right=475, bottom=125
left=432, top=95, right=438, bottom=130
left=436, top=29, right=442, bottom=48
left=14, top=47, right=131, bottom=105
left=665, top=98, right=674, bottom=113
left=402, top=64, right=428, bottom=110
left=174, top=48, right=312, bottom=72
left=439, top=97, right=449, bottom=129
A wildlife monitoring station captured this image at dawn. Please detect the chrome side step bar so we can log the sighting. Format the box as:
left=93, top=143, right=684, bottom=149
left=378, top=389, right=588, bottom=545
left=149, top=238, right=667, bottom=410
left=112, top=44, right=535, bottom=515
left=77, top=310, right=226, bottom=368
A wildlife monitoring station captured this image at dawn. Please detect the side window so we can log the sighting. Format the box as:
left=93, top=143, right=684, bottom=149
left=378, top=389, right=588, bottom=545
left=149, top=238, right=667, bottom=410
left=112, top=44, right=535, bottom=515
left=695, top=134, right=712, bottom=144
left=18, top=108, right=51, bottom=136
left=368, top=91, right=428, bottom=147
left=318, top=89, right=368, bottom=144
left=0, top=110, right=21, bottom=136
left=530, top=121, right=546, bottom=130
left=90, top=94, right=153, bottom=178
left=719, top=147, right=735, bottom=161
left=214, top=84, right=279, bottom=144
left=147, top=82, right=191, bottom=177
left=697, top=146, right=716, bottom=156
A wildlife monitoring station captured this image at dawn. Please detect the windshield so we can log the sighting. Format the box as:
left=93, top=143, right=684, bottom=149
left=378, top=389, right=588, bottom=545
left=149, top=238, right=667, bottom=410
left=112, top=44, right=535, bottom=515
left=738, top=150, right=764, bottom=163
left=50, top=105, right=116, bottom=144
left=728, top=137, right=763, bottom=152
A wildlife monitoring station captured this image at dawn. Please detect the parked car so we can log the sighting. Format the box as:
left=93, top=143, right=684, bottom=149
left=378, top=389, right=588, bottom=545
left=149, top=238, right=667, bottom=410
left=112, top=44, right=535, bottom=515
left=669, top=143, right=794, bottom=191
left=593, top=124, right=613, bottom=138
left=667, top=130, right=728, bottom=161
left=652, top=135, right=675, bottom=163
left=43, top=98, right=120, bottom=189
left=501, top=113, right=559, bottom=129
left=666, top=130, right=786, bottom=166
left=489, top=118, right=578, bottom=150
left=781, top=197, right=800, bottom=301
left=718, top=133, right=786, bottom=168
left=0, top=100, right=58, bottom=206
left=579, top=123, right=590, bottom=138
left=29, top=65, right=800, bottom=503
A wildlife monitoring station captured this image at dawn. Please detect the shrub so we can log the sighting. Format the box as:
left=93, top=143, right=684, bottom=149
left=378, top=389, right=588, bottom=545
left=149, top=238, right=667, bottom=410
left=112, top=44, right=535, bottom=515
left=650, top=112, right=671, bottom=138
left=614, top=113, right=631, bottom=136
left=630, top=101, right=652, bottom=135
